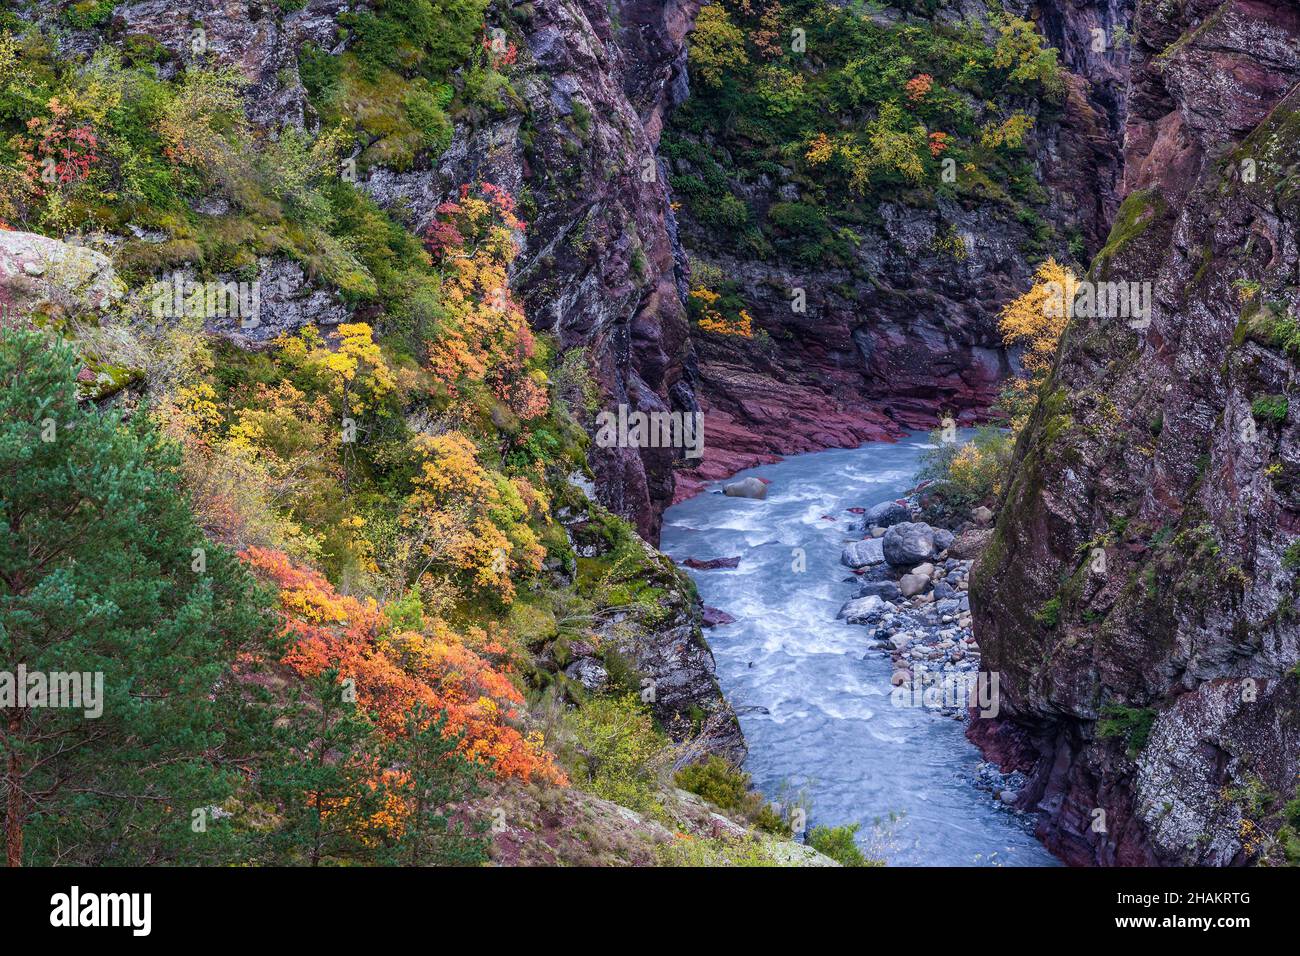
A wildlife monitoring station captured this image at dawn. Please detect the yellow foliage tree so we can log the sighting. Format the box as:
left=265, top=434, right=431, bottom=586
left=688, top=5, right=749, bottom=88
left=998, top=257, right=1076, bottom=429
left=399, top=432, right=546, bottom=605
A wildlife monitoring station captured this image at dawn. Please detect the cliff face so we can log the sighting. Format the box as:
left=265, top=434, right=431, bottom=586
left=112, top=0, right=702, bottom=542
left=424, top=0, right=706, bottom=544
left=972, top=0, right=1300, bottom=865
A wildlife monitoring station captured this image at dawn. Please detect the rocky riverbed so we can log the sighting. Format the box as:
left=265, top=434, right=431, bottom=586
left=834, top=500, right=1029, bottom=807
left=662, top=436, right=1056, bottom=865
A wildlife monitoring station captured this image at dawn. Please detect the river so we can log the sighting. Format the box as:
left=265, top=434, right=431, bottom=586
left=660, top=433, right=1058, bottom=866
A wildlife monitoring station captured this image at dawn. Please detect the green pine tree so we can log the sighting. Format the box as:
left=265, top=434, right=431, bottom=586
left=0, top=328, right=274, bottom=866
left=383, top=705, right=490, bottom=866
left=258, top=669, right=393, bottom=866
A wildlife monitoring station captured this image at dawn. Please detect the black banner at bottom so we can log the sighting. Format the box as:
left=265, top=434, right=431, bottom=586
left=0, top=864, right=1294, bottom=942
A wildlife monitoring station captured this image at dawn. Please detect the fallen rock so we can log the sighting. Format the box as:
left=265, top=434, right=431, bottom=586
left=683, top=556, right=741, bottom=570
left=882, top=522, right=937, bottom=566
left=855, top=579, right=901, bottom=602
left=899, top=573, right=930, bottom=598
left=723, top=477, right=768, bottom=499
left=840, top=537, right=886, bottom=569
left=863, top=500, right=909, bottom=528
left=972, top=506, right=995, bottom=525
left=837, top=595, right=886, bottom=624
left=701, top=606, right=736, bottom=627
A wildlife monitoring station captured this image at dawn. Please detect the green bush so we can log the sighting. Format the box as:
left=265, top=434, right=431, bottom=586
left=673, top=756, right=790, bottom=835
left=1035, top=596, right=1061, bottom=628
left=807, top=823, right=881, bottom=867
left=567, top=695, right=673, bottom=814
left=1252, top=394, right=1289, bottom=423
left=1097, top=705, right=1156, bottom=757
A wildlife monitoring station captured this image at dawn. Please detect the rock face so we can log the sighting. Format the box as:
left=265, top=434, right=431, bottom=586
left=0, top=230, right=123, bottom=321
left=423, top=0, right=706, bottom=543
left=971, top=0, right=1300, bottom=866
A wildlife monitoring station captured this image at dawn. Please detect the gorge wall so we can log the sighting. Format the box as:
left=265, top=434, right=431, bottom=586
left=972, top=0, right=1300, bottom=866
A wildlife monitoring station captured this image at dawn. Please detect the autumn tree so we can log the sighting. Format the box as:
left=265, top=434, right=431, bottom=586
left=688, top=5, right=749, bottom=88
left=382, top=706, right=490, bottom=866
left=0, top=328, right=273, bottom=866
left=998, top=257, right=1076, bottom=429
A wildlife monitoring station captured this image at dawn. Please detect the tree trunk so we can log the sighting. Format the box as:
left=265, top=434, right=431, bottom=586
left=5, top=713, right=23, bottom=867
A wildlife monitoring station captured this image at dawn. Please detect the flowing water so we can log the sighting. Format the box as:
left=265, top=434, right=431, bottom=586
left=660, top=433, right=1057, bottom=866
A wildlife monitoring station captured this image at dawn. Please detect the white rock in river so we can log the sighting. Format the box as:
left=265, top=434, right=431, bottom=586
left=723, top=476, right=768, bottom=499
left=841, top=537, right=885, bottom=568
left=837, top=595, right=886, bottom=624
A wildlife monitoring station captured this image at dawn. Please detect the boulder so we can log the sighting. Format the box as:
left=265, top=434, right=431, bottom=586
left=855, top=579, right=901, bottom=602
left=933, top=529, right=956, bottom=553
left=723, top=477, right=768, bottom=499
left=0, top=230, right=124, bottom=320
left=898, top=573, right=930, bottom=598
left=683, top=556, right=741, bottom=570
left=564, top=658, right=609, bottom=692
left=841, top=537, right=886, bottom=569
left=882, top=522, right=937, bottom=566
left=837, top=595, right=885, bottom=624
left=972, top=506, right=995, bottom=525
left=863, top=500, right=909, bottom=528
left=701, top=606, right=736, bottom=627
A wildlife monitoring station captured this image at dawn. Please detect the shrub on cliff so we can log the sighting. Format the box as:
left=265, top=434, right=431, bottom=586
left=674, top=756, right=787, bottom=834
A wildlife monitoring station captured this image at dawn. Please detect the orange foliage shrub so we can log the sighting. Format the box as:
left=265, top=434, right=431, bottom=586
left=244, top=546, right=564, bottom=784
left=424, top=183, right=549, bottom=423
left=905, top=73, right=933, bottom=103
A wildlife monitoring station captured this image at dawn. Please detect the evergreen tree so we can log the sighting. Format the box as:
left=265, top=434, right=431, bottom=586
left=259, top=669, right=393, bottom=866
left=384, top=705, right=490, bottom=866
left=0, top=328, right=274, bottom=865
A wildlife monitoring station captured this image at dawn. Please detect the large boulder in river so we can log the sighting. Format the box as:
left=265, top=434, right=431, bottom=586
left=841, top=537, right=885, bottom=569
left=863, top=500, right=909, bottom=529
left=723, top=477, right=767, bottom=500
left=836, top=595, right=885, bottom=624
left=882, top=522, right=938, bottom=566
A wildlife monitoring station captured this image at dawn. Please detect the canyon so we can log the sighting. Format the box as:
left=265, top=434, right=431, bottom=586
left=5, top=0, right=1299, bottom=868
